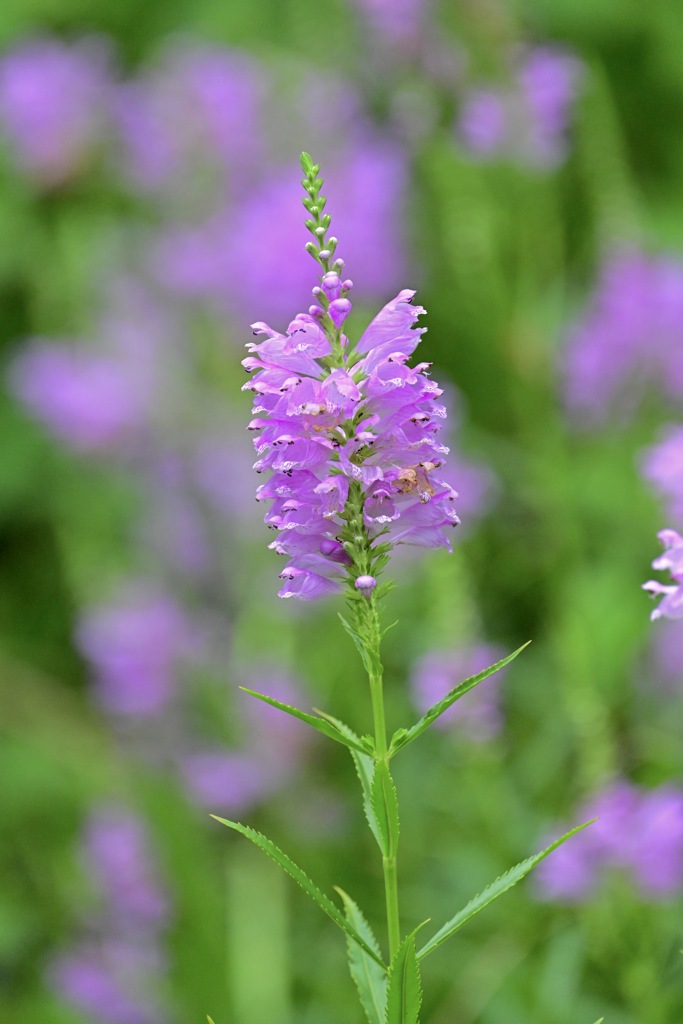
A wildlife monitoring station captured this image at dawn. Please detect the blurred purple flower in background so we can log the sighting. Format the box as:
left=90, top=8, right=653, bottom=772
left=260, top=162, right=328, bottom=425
left=410, top=643, right=507, bottom=741
left=349, top=0, right=429, bottom=52
left=643, top=529, right=683, bottom=621
left=537, top=779, right=683, bottom=901
left=76, top=586, right=197, bottom=717
left=564, top=251, right=683, bottom=422
left=50, top=807, right=170, bottom=1024
left=642, top=425, right=683, bottom=525
left=153, top=138, right=407, bottom=324
left=180, top=751, right=270, bottom=814
left=113, top=42, right=265, bottom=196
left=10, top=281, right=174, bottom=455
left=0, top=37, right=112, bottom=186
left=9, top=341, right=150, bottom=453
left=84, top=810, right=169, bottom=928
left=181, top=671, right=312, bottom=813
left=459, top=90, right=507, bottom=158
left=459, top=47, right=581, bottom=169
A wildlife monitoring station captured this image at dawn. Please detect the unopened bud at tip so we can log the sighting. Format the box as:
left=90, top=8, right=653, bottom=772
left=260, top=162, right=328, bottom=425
left=329, top=297, right=352, bottom=328
left=355, top=575, right=377, bottom=596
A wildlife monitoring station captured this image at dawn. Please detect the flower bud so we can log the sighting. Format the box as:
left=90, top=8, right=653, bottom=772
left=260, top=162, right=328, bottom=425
left=309, top=304, right=325, bottom=318
left=328, top=298, right=352, bottom=328
left=321, top=271, right=341, bottom=300
left=319, top=249, right=331, bottom=260
left=355, top=575, right=377, bottom=596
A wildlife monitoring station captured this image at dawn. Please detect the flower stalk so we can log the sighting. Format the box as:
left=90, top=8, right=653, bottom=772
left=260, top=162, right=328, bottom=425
left=219, top=151, right=588, bottom=1024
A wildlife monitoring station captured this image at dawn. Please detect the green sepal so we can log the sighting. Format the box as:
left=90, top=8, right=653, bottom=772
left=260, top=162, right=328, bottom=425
left=385, top=926, right=427, bottom=1024
left=336, top=887, right=388, bottom=1024
left=417, top=822, right=593, bottom=960
left=389, top=643, right=531, bottom=755
left=239, top=687, right=370, bottom=755
left=371, top=761, right=400, bottom=858
left=211, top=816, right=387, bottom=971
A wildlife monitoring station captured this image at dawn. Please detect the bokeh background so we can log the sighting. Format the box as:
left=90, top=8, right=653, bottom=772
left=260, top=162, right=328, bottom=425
left=1, top=1, right=683, bottom=1022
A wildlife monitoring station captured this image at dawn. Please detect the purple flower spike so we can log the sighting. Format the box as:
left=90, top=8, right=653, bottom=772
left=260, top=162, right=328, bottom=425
left=355, top=575, right=377, bottom=596
left=246, top=285, right=459, bottom=598
left=644, top=529, right=683, bottom=621
left=245, top=159, right=459, bottom=599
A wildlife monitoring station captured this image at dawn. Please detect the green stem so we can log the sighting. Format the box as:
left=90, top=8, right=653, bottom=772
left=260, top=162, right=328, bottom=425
left=366, top=598, right=401, bottom=961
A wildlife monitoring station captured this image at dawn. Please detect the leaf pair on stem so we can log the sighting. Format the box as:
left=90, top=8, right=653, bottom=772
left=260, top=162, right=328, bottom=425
left=214, top=641, right=591, bottom=1023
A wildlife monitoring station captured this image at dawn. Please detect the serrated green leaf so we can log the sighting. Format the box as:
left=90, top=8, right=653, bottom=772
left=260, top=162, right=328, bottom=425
left=385, top=930, right=424, bottom=1024
left=336, top=888, right=387, bottom=1024
left=371, top=761, right=400, bottom=858
left=316, top=713, right=383, bottom=849
left=212, top=817, right=387, bottom=971
left=240, top=688, right=369, bottom=755
left=417, top=822, right=592, bottom=960
left=390, top=643, right=530, bottom=755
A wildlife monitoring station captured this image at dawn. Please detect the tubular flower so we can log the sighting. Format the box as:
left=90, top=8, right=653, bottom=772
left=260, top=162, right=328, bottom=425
left=243, top=157, right=458, bottom=599
left=643, top=529, right=683, bottom=621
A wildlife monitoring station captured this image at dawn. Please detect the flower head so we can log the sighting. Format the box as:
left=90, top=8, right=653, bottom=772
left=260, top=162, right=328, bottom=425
left=244, top=155, right=458, bottom=599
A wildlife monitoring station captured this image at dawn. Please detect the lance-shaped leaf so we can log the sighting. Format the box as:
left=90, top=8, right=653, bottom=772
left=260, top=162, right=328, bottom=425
left=212, top=816, right=387, bottom=971
left=389, top=643, right=530, bottom=755
left=592, top=1019, right=605, bottom=1023
left=240, top=687, right=370, bottom=755
left=336, top=887, right=387, bottom=1024
left=385, top=928, right=426, bottom=1024
left=319, top=712, right=383, bottom=849
left=371, top=761, right=400, bottom=858
left=206, top=1017, right=217, bottom=1023
left=417, top=822, right=592, bottom=960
